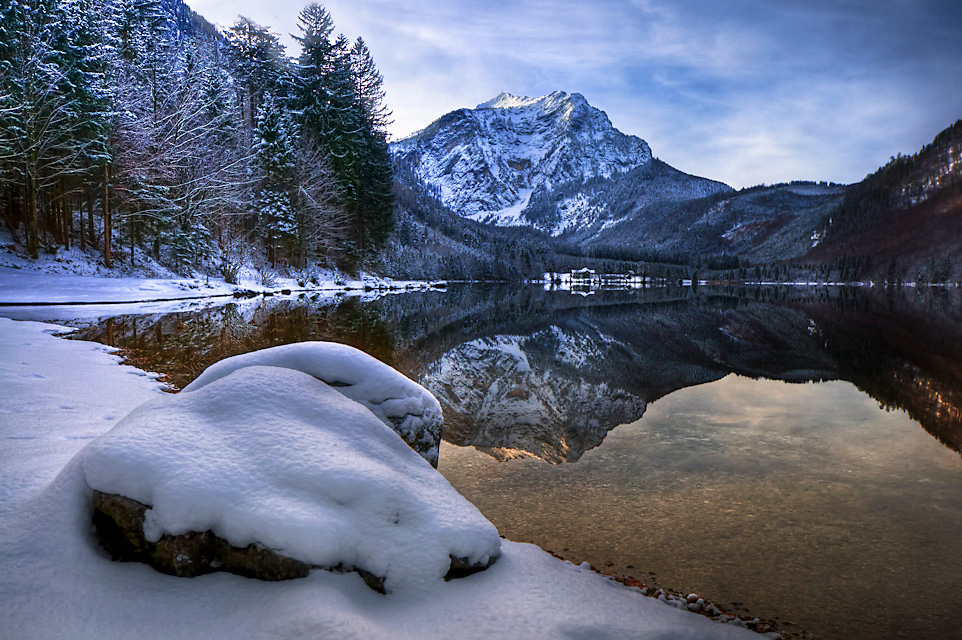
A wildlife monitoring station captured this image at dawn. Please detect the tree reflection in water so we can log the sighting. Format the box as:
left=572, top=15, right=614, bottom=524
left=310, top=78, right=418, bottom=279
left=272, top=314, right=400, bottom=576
left=70, top=285, right=962, bottom=459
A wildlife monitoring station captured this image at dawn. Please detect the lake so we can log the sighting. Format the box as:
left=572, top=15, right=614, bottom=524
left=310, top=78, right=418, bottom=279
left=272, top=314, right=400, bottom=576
left=6, top=283, right=961, bottom=640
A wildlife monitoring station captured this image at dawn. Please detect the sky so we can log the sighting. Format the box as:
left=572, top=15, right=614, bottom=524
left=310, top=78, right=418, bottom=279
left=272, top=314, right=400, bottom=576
left=188, top=0, right=962, bottom=188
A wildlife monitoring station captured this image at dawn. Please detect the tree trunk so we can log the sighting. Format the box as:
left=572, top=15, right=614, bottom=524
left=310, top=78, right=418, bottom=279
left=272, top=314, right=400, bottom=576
left=3, top=185, right=20, bottom=231
left=62, top=181, right=71, bottom=251
left=103, top=165, right=112, bottom=267
left=79, top=197, right=86, bottom=251
left=26, top=173, right=39, bottom=259
left=87, top=186, right=96, bottom=247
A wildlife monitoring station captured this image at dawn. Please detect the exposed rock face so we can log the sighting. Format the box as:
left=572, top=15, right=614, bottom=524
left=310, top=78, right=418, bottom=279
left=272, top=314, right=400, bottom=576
left=92, top=491, right=493, bottom=591
left=391, top=91, right=730, bottom=238
left=92, top=491, right=313, bottom=582
left=392, top=92, right=652, bottom=229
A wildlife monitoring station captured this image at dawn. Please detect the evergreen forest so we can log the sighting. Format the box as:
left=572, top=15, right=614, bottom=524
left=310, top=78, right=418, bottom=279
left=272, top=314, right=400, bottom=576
left=0, top=0, right=394, bottom=277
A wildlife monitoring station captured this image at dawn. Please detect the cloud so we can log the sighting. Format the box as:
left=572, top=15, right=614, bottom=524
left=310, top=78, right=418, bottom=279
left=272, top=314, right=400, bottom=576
left=186, top=0, right=962, bottom=187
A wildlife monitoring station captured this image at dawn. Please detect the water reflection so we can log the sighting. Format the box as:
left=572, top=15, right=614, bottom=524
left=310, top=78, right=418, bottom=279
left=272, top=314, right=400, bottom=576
left=63, top=296, right=398, bottom=389
left=438, top=375, right=962, bottom=640
left=35, top=285, right=962, bottom=460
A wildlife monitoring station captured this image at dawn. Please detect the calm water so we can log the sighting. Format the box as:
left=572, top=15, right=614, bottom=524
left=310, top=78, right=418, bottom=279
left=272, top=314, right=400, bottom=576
left=6, top=284, right=962, bottom=640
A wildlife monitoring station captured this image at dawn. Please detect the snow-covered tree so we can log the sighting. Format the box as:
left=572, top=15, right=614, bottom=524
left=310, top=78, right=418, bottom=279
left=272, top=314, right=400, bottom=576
left=224, top=17, right=287, bottom=129
left=0, top=0, right=111, bottom=257
left=1, top=0, right=395, bottom=272
left=252, top=93, right=298, bottom=265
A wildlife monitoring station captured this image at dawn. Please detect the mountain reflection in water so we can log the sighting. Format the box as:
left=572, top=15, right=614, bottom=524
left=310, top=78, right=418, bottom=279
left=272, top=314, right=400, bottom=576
left=63, top=284, right=962, bottom=461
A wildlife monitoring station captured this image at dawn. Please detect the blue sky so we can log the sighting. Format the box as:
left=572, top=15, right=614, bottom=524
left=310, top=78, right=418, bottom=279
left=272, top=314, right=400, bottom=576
left=189, top=0, right=962, bottom=188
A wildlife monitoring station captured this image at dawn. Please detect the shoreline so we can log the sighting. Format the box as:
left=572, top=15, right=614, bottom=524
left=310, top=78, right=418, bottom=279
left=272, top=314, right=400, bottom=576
left=0, top=312, right=774, bottom=639
left=537, top=544, right=788, bottom=638
left=64, top=315, right=790, bottom=639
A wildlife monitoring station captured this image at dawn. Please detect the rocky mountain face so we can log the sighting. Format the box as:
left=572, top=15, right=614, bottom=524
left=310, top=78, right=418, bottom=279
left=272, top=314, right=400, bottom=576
left=391, top=90, right=960, bottom=275
left=556, top=113, right=960, bottom=270
left=391, top=91, right=729, bottom=238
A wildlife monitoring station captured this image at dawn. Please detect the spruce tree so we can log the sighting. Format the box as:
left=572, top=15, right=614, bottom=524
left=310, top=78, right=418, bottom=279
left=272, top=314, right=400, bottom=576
left=252, top=93, right=298, bottom=265
left=224, top=17, right=286, bottom=129
left=349, top=36, right=394, bottom=254
left=1, top=0, right=105, bottom=257
left=294, top=5, right=394, bottom=263
left=294, top=6, right=360, bottom=215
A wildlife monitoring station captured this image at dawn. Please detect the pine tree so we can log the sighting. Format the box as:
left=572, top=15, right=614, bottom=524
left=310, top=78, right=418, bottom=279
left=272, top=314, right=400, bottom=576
left=252, top=93, right=298, bottom=266
left=224, top=17, right=287, bottom=129
left=1, top=0, right=110, bottom=257
left=1, top=0, right=394, bottom=272
left=58, top=0, right=111, bottom=248
left=348, top=36, right=394, bottom=255
left=0, top=0, right=28, bottom=231
left=293, top=6, right=395, bottom=264
left=294, top=5, right=360, bottom=208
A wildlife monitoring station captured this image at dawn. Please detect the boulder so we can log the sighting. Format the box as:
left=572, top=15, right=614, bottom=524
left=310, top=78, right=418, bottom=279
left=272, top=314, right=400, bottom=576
left=92, top=491, right=312, bottom=582
left=83, top=360, right=500, bottom=593
left=92, top=490, right=495, bottom=591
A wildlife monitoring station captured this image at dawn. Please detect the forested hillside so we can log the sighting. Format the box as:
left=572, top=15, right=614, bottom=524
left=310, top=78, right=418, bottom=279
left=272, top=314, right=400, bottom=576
left=376, top=164, right=695, bottom=282
left=805, top=119, right=962, bottom=283
left=0, top=0, right=392, bottom=276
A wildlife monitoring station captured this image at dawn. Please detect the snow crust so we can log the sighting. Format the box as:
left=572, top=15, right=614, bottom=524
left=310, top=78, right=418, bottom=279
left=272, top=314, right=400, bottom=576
left=0, top=316, right=761, bottom=639
left=83, top=364, right=494, bottom=592
left=184, top=342, right=443, bottom=465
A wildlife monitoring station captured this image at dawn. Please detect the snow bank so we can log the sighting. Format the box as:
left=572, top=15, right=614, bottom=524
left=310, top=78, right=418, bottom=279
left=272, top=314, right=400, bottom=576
left=0, top=265, right=238, bottom=304
left=185, top=342, right=443, bottom=466
left=0, top=317, right=764, bottom=639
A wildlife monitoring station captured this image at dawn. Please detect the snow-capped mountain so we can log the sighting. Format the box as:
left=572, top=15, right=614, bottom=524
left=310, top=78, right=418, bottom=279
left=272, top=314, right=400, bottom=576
left=391, top=91, right=730, bottom=237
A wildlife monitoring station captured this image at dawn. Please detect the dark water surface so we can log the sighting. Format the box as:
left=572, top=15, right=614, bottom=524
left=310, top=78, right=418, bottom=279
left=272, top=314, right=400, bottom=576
left=7, top=284, right=962, bottom=640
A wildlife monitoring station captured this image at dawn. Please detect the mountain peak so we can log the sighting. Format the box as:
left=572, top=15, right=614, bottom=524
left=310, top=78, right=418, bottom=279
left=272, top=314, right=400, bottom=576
left=391, top=90, right=682, bottom=235
left=476, top=91, right=585, bottom=111
left=476, top=92, right=533, bottom=109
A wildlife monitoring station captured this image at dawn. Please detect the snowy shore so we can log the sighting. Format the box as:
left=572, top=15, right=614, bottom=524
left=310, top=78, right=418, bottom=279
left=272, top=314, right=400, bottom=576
left=0, top=234, right=444, bottom=306
left=0, top=264, right=442, bottom=306
left=0, top=265, right=771, bottom=639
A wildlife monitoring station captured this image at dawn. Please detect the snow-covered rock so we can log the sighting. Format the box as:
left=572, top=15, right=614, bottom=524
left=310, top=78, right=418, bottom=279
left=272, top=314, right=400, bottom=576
left=1, top=316, right=764, bottom=639
left=184, top=342, right=443, bottom=466
left=82, top=364, right=500, bottom=593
